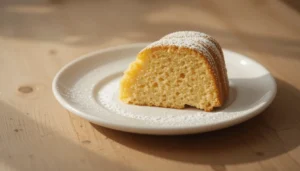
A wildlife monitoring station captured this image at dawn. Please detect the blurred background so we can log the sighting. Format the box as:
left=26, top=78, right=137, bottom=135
left=1, top=0, right=300, bottom=80
left=0, top=0, right=299, bottom=60
left=1, top=1, right=300, bottom=171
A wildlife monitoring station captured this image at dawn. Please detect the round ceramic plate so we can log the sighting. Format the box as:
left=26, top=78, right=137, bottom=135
left=52, top=43, right=276, bottom=135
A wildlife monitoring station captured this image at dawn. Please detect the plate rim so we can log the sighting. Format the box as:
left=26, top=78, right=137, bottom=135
left=52, top=43, right=277, bottom=135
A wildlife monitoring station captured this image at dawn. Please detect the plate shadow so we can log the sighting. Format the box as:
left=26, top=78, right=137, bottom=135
left=93, top=78, right=300, bottom=165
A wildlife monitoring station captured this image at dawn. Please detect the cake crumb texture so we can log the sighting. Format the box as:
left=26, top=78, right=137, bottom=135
left=120, top=31, right=229, bottom=111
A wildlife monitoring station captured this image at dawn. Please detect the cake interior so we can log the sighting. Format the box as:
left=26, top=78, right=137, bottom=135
left=120, top=46, right=221, bottom=111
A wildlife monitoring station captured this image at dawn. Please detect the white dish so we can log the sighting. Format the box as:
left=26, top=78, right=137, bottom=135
left=52, top=43, right=276, bottom=135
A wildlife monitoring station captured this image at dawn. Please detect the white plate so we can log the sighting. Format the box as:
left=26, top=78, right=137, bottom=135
left=52, top=43, right=276, bottom=135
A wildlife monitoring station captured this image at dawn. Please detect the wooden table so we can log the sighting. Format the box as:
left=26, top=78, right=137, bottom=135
left=1, top=0, right=300, bottom=170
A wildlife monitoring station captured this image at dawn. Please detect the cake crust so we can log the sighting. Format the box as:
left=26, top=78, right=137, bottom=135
left=120, top=31, right=229, bottom=111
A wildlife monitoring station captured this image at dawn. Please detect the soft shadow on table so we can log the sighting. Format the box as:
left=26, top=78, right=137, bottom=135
left=1, top=0, right=300, bottom=59
left=282, top=0, right=300, bottom=13
left=0, top=102, right=135, bottom=171
left=93, top=78, right=300, bottom=167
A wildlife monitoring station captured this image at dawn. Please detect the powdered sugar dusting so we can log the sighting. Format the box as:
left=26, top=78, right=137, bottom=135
left=97, top=77, right=239, bottom=126
left=142, top=31, right=229, bottom=101
left=53, top=43, right=276, bottom=134
left=57, top=63, right=264, bottom=127
left=96, top=75, right=270, bottom=126
left=160, top=31, right=229, bottom=97
left=160, top=31, right=222, bottom=59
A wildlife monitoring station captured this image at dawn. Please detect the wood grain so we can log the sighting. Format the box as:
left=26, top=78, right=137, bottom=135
left=0, top=0, right=300, bottom=170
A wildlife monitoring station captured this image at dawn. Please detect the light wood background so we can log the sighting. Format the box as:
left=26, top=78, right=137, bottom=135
left=1, top=0, right=300, bottom=170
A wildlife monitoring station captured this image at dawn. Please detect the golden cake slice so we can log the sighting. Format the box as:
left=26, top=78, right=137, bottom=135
left=119, top=31, right=229, bottom=111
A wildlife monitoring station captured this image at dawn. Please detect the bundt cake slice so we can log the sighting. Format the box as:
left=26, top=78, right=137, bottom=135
left=119, top=31, right=229, bottom=111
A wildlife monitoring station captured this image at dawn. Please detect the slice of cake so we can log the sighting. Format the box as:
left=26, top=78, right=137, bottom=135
left=119, top=31, right=229, bottom=111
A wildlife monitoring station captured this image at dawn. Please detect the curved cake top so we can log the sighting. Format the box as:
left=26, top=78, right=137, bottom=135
left=161, top=31, right=212, bottom=40
left=141, top=31, right=229, bottom=101
left=143, top=31, right=223, bottom=60
left=142, top=31, right=221, bottom=85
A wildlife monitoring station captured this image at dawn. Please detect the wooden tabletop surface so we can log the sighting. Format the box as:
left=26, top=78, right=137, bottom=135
left=1, top=0, right=300, bottom=170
